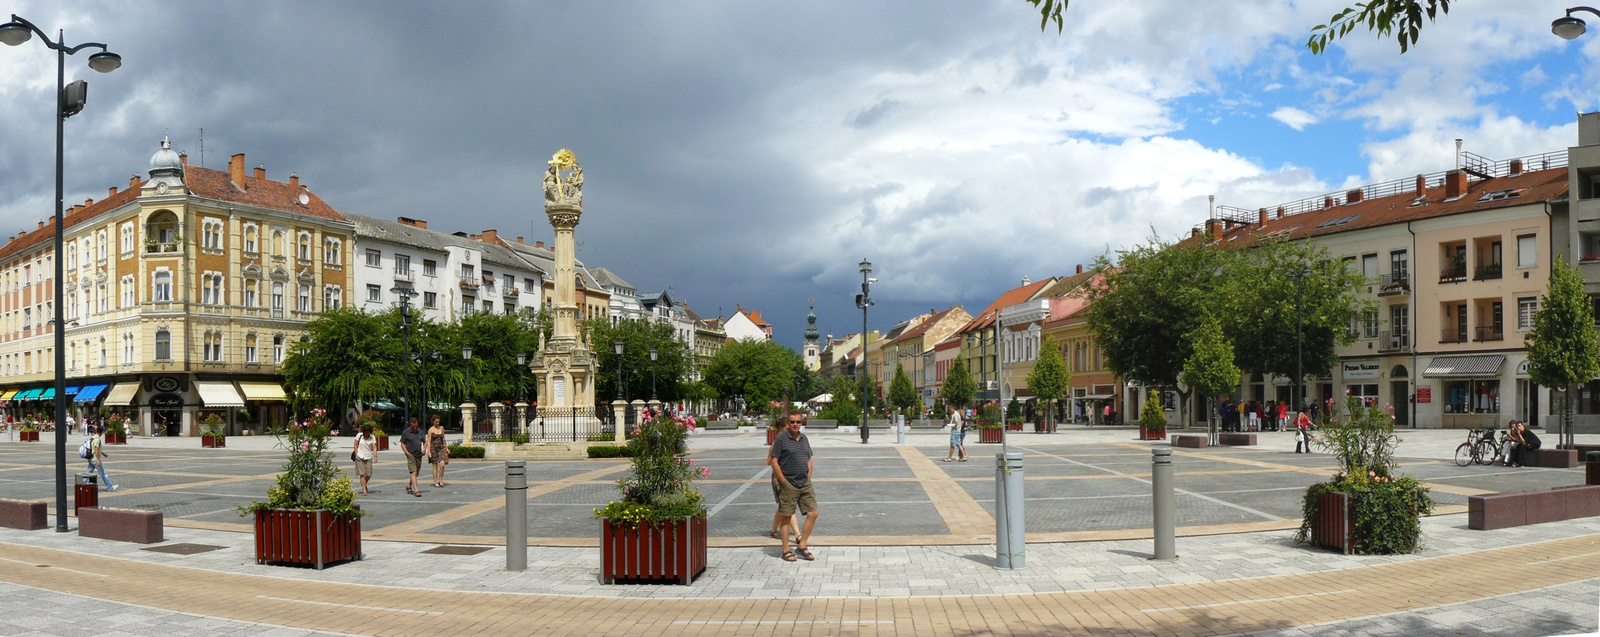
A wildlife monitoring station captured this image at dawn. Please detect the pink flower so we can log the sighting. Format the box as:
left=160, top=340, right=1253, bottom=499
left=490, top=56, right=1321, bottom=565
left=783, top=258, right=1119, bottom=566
left=698, top=466, right=710, bottom=478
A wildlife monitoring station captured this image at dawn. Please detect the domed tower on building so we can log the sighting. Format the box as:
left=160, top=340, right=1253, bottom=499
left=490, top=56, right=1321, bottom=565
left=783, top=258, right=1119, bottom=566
left=144, top=134, right=186, bottom=194
left=803, top=299, right=821, bottom=372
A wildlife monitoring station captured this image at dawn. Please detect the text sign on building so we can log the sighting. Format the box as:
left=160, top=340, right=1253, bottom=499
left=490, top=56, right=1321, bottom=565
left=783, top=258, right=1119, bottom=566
left=150, top=393, right=184, bottom=409
left=1342, top=362, right=1381, bottom=380
left=1416, top=387, right=1431, bottom=404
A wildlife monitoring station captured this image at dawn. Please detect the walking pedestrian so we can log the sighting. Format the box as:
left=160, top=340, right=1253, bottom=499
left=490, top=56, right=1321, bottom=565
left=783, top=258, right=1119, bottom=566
left=85, top=425, right=117, bottom=491
left=1277, top=401, right=1289, bottom=433
left=767, top=471, right=799, bottom=542
left=400, top=417, right=424, bottom=497
left=1294, top=411, right=1315, bottom=453
left=427, top=415, right=448, bottom=488
left=352, top=424, right=376, bottom=496
left=769, top=409, right=818, bottom=562
left=944, top=405, right=969, bottom=462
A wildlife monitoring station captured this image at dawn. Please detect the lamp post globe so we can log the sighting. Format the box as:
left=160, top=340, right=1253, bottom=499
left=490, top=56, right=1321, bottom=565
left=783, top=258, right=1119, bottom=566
left=1553, top=7, right=1600, bottom=39
left=86, top=50, right=120, bottom=72
left=614, top=339, right=625, bottom=405
left=649, top=347, right=658, bottom=401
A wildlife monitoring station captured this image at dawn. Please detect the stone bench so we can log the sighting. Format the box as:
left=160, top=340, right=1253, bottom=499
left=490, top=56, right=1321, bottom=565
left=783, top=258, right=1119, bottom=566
left=78, top=507, right=163, bottom=544
left=1469, top=484, right=1600, bottom=530
left=703, top=420, right=739, bottom=430
left=0, top=500, right=47, bottom=531
left=1172, top=435, right=1207, bottom=449
left=803, top=419, right=838, bottom=430
left=1217, top=433, right=1257, bottom=446
left=1523, top=448, right=1578, bottom=469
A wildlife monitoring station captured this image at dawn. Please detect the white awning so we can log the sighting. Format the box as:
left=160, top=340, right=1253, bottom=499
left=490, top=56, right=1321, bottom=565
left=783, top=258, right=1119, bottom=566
left=1423, top=355, right=1506, bottom=378
left=102, top=383, right=139, bottom=406
left=196, top=381, right=246, bottom=407
left=807, top=393, right=833, bottom=403
left=1078, top=394, right=1115, bottom=400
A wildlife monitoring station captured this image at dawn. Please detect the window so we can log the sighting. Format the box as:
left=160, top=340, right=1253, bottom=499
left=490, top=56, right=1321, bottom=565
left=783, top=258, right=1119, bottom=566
left=461, top=264, right=474, bottom=280
left=505, top=304, right=515, bottom=315
left=243, top=223, right=258, bottom=254
left=203, top=331, right=222, bottom=363
left=271, top=282, right=284, bottom=312
left=66, top=292, right=77, bottom=320
left=1518, top=297, right=1538, bottom=330
left=66, top=243, right=76, bottom=270
left=1363, top=309, right=1379, bottom=338
left=245, top=334, right=258, bottom=363
left=323, top=237, right=342, bottom=266
left=1390, top=250, right=1408, bottom=279
left=120, top=223, right=134, bottom=255
left=1517, top=234, right=1537, bottom=268
left=365, top=249, right=381, bottom=267
left=394, top=254, right=410, bottom=276
left=273, top=231, right=285, bottom=257
left=483, top=301, right=494, bottom=313
left=423, top=259, right=436, bottom=276
left=525, top=278, right=537, bottom=293
left=201, top=218, right=223, bottom=251
left=154, top=329, right=171, bottom=361
left=462, top=296, right=475, bottom=314
left=423, top=292, right=436, bottom=308
left=122, top=332, right=133, bottom=364
left=503, top=275, right=514, bottom=291
left=324, top=286, right=342, bottom=310
left=96, top=284, right=107, bottom=314
left=153, top=270, right=172, bottom=302
left=483, top=271, right=495, bottom=291
left=297, top=232, right=312, bottom=261
left=96, top=230, right=106, bottom=260
left=201, top=272, right=222, bottom=306
left=273, top=335, right=284, bottom=363
left=244, top=279, right=258, bottom=308
left=367, top=284, right=381, bottom=302
left=1361, top=254, right=1378, bottom=279
left=297, top=284, right=311, bottom=312
left=1445, top=379, right=1499, bottom=414
left=120, top=275, right=135, bottom=308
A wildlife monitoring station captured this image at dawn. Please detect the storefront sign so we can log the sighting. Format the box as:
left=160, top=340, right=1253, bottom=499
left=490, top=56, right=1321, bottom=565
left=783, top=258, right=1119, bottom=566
left=153, top=376, right=181, bottom=392
left=1416, top=387, right=1431, bottom=404
left=150, top=393, right=184, bottom=409
left=1342, top=362, right=1381, bottom=380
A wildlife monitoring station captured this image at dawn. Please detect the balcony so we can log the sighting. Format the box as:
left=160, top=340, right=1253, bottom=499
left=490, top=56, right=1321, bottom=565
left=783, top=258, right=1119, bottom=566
left=143, top=240, right=180, bottom=255
left=1473, top=263, right=1503, bottom=281
left=1377, top=272, right=1410, bottom=296
left=1378, top=331, right=1411, bottom=353
left=1475, top=325, right=1504, bottom=342
left=505, top=287, right=519, bottom=298
left=459, top=278, right=480, bottom=290
left=393, top=268, right=414, bottom=283
left=1441, top=328, right=1467, bottom=344
left=1440, top=266, right=1467, bottom=284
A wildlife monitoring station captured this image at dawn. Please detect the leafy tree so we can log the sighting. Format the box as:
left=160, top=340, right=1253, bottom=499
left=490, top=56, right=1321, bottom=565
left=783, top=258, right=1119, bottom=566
left=818, top=373, right=859, bottom=427
left=1224, top=238, right=1370, bottom=395
left=942, top=357, right=975, bottom=412
left=455, top=311, right=540, bottom=408
left=283, top=308, right=397, bottom=420
left=1027, top=1, right=1453, bottom=54
left=1026, top=335, right=1070, bottom=429
left=1527, top=255, right=1600, bottom=449
left=703, top=339, right=805, bottom=415
left=888, top=363, right=918, bottom=419
left=588, top=317, right=694, bottom=404
left=1183, top=315, right=1242, bottom=442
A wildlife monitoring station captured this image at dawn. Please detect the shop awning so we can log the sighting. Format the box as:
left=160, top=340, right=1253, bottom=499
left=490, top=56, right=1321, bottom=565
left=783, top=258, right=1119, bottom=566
left=74, top=384, right=108, bottom=403
left=13, top=389, right=40, bottom=401
left=0, top=390, right=16, bottom=401
left=1079, top=393, right=1115, bottom=400
left=370, top=400, right=401, bottom=411
left=64, top=386, right=80, bottom=396
left=102, top=383, right=139, bottom=406
left=36, top=387, right=55, bottom=401
left=197, top=381, right=246, bottom=408
left=1423, top=355, right=1506, bottom=378
left=238, top=382, right=289, bottom=403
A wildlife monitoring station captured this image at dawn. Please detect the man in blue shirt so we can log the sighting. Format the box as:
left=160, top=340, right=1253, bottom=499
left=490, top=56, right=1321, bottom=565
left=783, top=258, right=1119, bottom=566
left=769, top=410, right=817, bottom=561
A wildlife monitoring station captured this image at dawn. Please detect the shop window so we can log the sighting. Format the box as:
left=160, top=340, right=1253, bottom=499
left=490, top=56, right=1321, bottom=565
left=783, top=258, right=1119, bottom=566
left=1444, top=379, right=1499, bottom=414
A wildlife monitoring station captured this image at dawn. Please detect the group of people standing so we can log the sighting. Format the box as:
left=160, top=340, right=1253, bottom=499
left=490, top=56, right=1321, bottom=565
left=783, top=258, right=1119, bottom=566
left=1216, top=398, right=1293, bottom=433
left=349, top=415, right=450, bottom=497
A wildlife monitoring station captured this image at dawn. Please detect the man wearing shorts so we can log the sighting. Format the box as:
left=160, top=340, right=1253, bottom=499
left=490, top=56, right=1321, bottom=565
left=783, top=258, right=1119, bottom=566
left=944, top=405, right=968, bottom=462
left=769, top=409, right=817, bottom=562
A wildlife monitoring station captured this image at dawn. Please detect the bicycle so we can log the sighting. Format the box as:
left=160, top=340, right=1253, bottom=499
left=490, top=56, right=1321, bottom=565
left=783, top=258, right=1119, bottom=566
left=1455, top=428, right=1499, bottom=467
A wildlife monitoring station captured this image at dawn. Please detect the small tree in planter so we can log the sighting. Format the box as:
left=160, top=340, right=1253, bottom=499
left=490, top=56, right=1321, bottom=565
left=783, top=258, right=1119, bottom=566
left=102, top=414, right=129, bottom=444
left=1004, top=398, right=1024, bottom=431
left=237, top=408, right=366, bottom=569
left=200, top=412, right=227, bottom=448
left=975, top=402, right=1004, bottom=443
left=594, top=409, right=708, bottom=584
left=1183, top=316, right=1241, bottom=443
left=1138, top=389, right=1167, bottom=440
left=1294, top=397, right=1435, bottom=554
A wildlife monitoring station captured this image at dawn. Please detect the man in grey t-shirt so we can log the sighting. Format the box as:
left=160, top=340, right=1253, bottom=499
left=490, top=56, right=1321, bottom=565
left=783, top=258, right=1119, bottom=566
left=769, top=410, right=817, bottom=561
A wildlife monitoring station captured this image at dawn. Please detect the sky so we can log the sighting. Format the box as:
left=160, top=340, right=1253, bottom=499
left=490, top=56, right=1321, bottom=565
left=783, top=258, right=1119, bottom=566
left=1, top=0, right=1597, bottom=351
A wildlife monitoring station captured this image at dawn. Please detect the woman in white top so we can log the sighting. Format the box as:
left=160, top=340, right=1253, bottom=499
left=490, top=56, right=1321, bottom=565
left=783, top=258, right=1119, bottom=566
left=353, top=424, right=376, bottom=495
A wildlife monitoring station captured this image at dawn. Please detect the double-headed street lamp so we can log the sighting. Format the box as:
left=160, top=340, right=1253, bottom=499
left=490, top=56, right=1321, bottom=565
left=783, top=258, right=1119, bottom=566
left=856, top=258, right=874, bottom=444
left=2, top=14, right=122, bottom=533
left=392, top=287, right=416, bottom=429
left=1287, top=268, right=1312, bottom=414
left=1553, top=7, right=1600, bottom=39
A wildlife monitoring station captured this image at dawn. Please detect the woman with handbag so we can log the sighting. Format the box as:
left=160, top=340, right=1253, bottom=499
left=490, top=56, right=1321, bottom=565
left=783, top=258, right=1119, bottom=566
left=426, top=415, right=449, bottom=488
left=352, top=424, right=376, bottom=495
left=1294, top=411, right=1315, bottom=454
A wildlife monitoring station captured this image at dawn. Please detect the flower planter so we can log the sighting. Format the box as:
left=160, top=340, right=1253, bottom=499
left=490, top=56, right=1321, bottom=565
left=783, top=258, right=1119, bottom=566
left=375, top=437, right=389, bottom=452
left=1006, top=423, right=1023, bottom=432
left=202, top=434, right=226, bottom=448
left=601, top=515, right=707, bottom=585
left=1311, top=492, right=1355, bottom=554
left=1139, top=424, right=1167, bottom=441
left=103, top=432, right=126, bottom=445
left=1032, top=421, right=1057, bottom=433
left=977, top=427, right=1003, bottom=444
left=766, top=429, right=779, bottom=445
left=254, top=508, right=363, bottom=569
left=19, top=431, right=39, bottom=442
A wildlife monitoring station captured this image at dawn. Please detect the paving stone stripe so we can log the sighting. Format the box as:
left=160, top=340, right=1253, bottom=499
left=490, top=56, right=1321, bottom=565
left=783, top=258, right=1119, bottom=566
left=896, top=445, right=993, bottom=538
left=365, top=462, right=629, bottom=541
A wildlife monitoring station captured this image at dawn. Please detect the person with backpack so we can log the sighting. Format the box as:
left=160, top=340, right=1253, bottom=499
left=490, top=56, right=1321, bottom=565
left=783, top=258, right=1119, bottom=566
left=81, top=425, right=117, bottom=491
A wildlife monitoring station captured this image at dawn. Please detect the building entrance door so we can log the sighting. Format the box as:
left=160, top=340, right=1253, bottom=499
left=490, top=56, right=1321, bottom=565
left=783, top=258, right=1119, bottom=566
left=1391, top=381, right=1410, bottom=428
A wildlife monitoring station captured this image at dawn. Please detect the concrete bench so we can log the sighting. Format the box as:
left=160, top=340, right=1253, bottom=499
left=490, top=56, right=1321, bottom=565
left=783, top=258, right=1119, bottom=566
left=703, top=420, right=739, bottom=430
left=0, top=500, right=47, bottom=531
left=1218, top=433, right=1257, bottom=446
left=1524, top=448, right=1578, bottom=469
left=803, top=419, right=838, bottom=430
left=1469, top=484, right=1600, bottom=530
left=78, top=507, right=163, bottom=544
left=1172, top=435, right=1207, bottom=449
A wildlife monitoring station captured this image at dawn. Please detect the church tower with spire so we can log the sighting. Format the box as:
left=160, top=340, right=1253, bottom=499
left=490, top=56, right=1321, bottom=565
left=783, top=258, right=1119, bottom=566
left=803, top=299, right=820, bottom=372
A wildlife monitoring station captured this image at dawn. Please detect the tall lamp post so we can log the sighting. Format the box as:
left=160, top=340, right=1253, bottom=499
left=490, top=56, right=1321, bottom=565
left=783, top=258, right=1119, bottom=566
left=614, top=339, right=625, bottom=427
left=1288, top=269, right=1311, bottom=415
left=1551, top=6, right=1600, bottom=449
left=1, top=14, right=123, bottom=534
left=855, top=258, right=874, bottom=444
left=649, top=347, right=658, bottom=402
left=392, top=287, right=416, bottom=430
left=461, top=345, right=473, bottom=435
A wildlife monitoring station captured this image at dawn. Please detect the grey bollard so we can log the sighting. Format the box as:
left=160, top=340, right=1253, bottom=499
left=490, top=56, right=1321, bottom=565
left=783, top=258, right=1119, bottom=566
left=896, top=414, right=906, bottom=445
left=994, top=452, right=1026, bottom=569
left=505, top=460, right=527, bottom=571
left=1152, top=447, right=1176, bottom=560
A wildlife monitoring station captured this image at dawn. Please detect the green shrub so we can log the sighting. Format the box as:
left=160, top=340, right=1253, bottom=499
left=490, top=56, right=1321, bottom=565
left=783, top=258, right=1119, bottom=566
left=446, top=445, right=484, bottom=459
left=1139, top=390, right=1166, bottom=432
left=1294, top=396, right=1434, bottom=554
left=587, top=444, right=639, bottom=458
left=235, top=408, right=365, bottom=521
left=593, top=411, right=707, bottom=527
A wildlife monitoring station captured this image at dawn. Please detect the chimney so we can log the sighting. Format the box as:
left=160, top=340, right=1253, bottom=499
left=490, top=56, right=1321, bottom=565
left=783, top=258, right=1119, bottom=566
left=84, top=198, right=93, bottom=207
left=1346, top=188, right=1363, bottom=204
left=229, top=154, right=245, bottom=187
left=1415, top=174, right=1426, bottom=197
left=479, top=229, right=499, bottom=243
left=179, top=152, right=187, bottom=166
left=516, top=236, right=523, bottom=244
left=1075, top=264, right=1083, bottom=274
left=535, top=241, right=545, bottom=248
left=1276, top=206, right=1285, bottom=219
left=1445, top=169, right=1467, bottom=199
left=1205, top=219, right=1222, bottom=238
left=253, top=165, right=266, bottom=180
left=1191, top=227, right=1200, bottom=238
left=1258, top=208, right=1268, bottom=226
left=130, top=175, right=140, bottom=189
left=289, top=172, right=299, bottom=188
left=1509, top=158, right=1523, bottom=175
left=1021, top=275, right=1031, bottom=286
left=38, top=220, right=45, bottom=229
left=108, top=187, right=116, bottom=198
left=1323, top=196, right=1334, bottom=209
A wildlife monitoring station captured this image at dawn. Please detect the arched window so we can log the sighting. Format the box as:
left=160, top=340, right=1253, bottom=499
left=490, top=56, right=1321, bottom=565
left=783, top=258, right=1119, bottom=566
left=243, top=223, right=258, bottom=254
left=66, top=243, right=76, bottom=270
left=96, top=230, right=107, bottom=260
left=153, top=270, right=172, bottom=302
left=273, top=231, right=284, bottom=256
left=297, top=232, right=312, bottom=261
left=154, top=329, right=171, bottom=361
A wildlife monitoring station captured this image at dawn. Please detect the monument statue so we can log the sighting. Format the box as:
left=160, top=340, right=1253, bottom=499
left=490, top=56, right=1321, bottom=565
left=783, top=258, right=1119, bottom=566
left=528, top=148, right=599, bottom=431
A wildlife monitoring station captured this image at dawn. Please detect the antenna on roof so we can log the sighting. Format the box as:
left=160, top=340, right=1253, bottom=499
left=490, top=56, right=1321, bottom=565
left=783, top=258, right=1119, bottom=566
left=196, top=128, right=205, bottom=168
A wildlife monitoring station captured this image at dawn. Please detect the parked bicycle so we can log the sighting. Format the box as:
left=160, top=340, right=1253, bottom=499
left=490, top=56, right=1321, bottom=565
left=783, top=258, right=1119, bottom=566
left=1455, top=428, right=1501, bottom=467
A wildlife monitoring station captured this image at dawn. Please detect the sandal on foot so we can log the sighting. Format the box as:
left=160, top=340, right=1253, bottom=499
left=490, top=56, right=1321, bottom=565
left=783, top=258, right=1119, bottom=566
left=942, top=458, right=952, bottom=462
left=769, top=530, right=781, bottom=540
left=781, top=551, right=797, bottom=562
left=796, top=548, right=815, bottom=561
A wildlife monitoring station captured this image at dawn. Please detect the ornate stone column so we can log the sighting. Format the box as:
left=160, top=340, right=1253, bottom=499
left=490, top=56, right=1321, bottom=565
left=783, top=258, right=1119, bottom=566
left=647, top=399, right=662, bottom=415
left=459, top=402, right=476, bottom=445
left=515, top=402, right=529, bottom=436
left=612, top=400, right=627, bottom=444
left=489, top=402, right=505, bottom=437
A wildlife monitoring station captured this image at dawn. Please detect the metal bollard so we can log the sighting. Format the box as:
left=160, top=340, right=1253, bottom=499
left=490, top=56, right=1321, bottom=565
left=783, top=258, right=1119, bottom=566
left=1152, top=447, right=1176, bottom=560
left=994, top=452, right=1026, bottom=569
left=505, top=460, right=527, bottom=571
left=896, top=414, right=906, bottom=445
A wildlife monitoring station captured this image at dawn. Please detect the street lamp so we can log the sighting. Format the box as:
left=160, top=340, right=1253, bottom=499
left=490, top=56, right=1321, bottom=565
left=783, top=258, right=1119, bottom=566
left=461, top=344, right=473, bottom=435
left=649, top=347, right=658, bottom=402
left=614, top=339, right=625, bottom=429
left=516, top=353, right=526, bottom=433
left=1287, top=268, right=1312, bottom=415
left=392, top=287, right=416, bottom=431
left=1553, top=7, right=1600, bottom=39
left=2, top=13, right=122, bottom=534
left=856, top=258, right=874, bottom=444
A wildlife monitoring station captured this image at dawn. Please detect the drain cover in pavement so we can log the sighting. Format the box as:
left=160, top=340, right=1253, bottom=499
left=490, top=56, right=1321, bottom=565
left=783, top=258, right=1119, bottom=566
left=141, top=543, right=226, bottom=555
left=422, top=545, right=492, bottom=555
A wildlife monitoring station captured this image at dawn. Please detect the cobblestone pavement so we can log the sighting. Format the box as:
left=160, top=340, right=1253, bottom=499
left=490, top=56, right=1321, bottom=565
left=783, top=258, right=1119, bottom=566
left=1235, top=578, right=1599, bottom=637
left=0, top=580, right=350, bottom=637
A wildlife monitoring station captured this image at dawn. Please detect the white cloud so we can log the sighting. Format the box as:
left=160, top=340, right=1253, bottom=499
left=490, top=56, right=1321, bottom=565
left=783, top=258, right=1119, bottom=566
left=1270, top=106, right=1319, bottom=130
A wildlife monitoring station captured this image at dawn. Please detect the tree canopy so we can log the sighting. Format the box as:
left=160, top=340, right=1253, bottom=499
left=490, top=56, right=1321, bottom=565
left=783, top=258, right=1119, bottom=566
left=941, top=357, right=975, bottom=411
left=1027, top=0, right=1453, bottom=54
left=702, top=339, right=806, bottom=414
left=888, top=363, right=919, bottom=418
left=587, top=317, right=694, bottom=403
left=1026, top=335, right=1070, bottom=426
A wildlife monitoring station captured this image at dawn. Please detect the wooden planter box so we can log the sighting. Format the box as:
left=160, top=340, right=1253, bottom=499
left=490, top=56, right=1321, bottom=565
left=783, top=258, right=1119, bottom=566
left=1311, top=492, right=1354, bottom=554
left=766, top=429, right=779, bottom=445
left=1005, top=423, right=1023, bottom=431
left=254, top=508, right=363, bottom=569
left=19, top=431, right=38, bottom=442
left=1033, top=421, right=1057, bottom=433
left=977, top=427, right=1003, bottom=444
left=103, top=432, right=126, bottom=445
left=601, top=515, right=707, bottom=585
left=202, top=434, right=226, bottom=448
left=1139, top=424, right=1167, bottom=440
left=375, top=437, right=389, bottom=452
